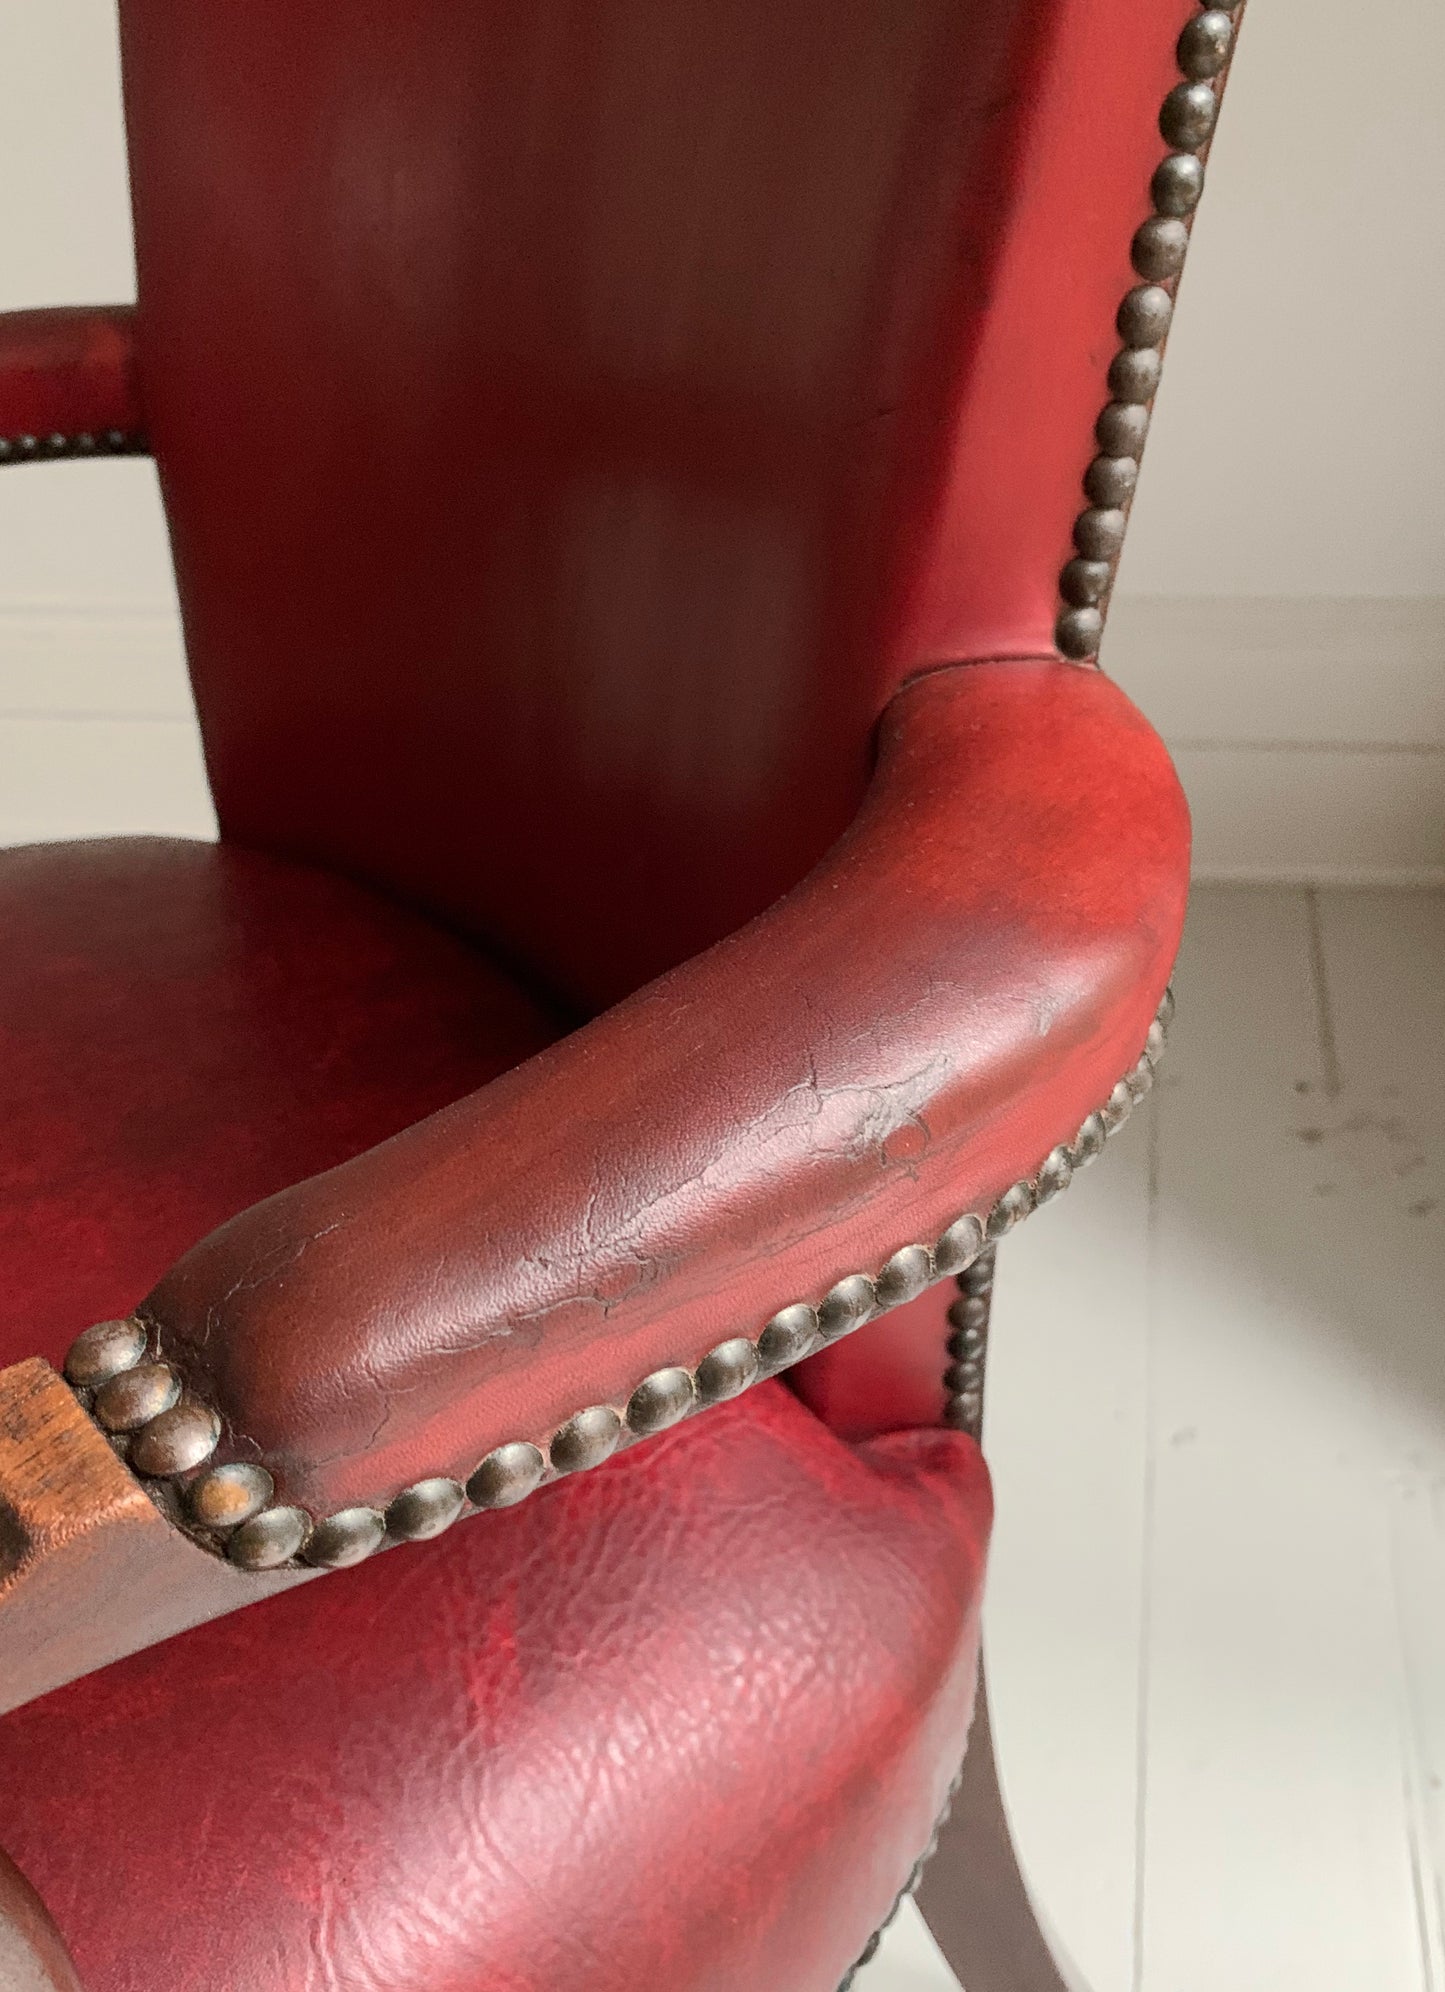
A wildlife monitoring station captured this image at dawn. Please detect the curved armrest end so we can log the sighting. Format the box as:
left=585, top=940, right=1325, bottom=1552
left=0, top=306, right=145, bottom=452
left=141, top=659, right=1188, bottom=1537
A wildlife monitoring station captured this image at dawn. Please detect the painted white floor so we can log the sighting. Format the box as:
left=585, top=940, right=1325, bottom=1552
left=864, top=884, right=1445, bottom=1992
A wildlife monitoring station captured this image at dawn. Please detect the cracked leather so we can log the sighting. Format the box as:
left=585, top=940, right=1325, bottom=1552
left=143, top=660, right=1188, bottom=1518
left=6, top=0, right=1204, bottom=1982
left=0, top=834, right=991, bottom=1991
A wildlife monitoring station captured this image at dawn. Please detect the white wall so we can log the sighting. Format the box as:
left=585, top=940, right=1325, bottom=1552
left=0, top=1, right=170, bottom=607
left=1105, top=0, right=1445, bottom=880
left=0, top=0, right=208, bottom=846
left=0, top=0, right=1441, bottom=870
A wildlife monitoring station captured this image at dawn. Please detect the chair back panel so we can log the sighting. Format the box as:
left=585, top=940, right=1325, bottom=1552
left=118, top=0, right=1186, bottom=1009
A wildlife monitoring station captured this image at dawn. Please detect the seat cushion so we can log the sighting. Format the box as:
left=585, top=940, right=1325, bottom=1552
left=0, top=837, right=563, bottom=1361
left=0, top=836, right=991, bottom=1992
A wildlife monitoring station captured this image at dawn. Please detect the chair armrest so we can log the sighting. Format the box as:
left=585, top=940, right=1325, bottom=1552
left=134, top=657, right=1188, bottom=1558
left=0, top=306, right=146, bottom=456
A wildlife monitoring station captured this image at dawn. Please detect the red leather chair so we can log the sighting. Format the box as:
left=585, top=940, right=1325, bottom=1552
left=0, top=2, right=1239, bottom=1985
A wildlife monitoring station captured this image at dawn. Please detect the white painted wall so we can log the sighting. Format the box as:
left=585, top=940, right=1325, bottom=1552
left=0, top=0, right=168, bottom=610
left=1106, top=0, right=1445, bottom=880
left=0, top=0, right=1441, bottom=870
left=0, top=0, right=208, bottom=847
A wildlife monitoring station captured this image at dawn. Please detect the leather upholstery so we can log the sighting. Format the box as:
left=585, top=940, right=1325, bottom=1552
left=145, top=659, right=1187, bottom=1520
left=118, top=0, right=1195, bottom=1012
left=0, top=838, right=991, bottom=1990
left=0, top=837, right=560, bottom=1362
left=791, top=1284, right=962, bottom=1442
left=0, top=0, right=1206, bottom=1979
left=0, top=307, right=142, bottom=442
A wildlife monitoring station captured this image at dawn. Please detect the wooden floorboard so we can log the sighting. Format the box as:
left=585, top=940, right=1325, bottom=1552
left=974, top=1105, right=1155, bottom=1992
left=1139, top=887, right=1425, bottom=1992
left=873, top=886, right=1445, bottom=1992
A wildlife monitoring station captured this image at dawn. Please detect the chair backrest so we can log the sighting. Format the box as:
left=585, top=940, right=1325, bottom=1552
left=117, top=0, right=1186, bottom=1012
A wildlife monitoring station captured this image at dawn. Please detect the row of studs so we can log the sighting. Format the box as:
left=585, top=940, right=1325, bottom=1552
left=943, top=1248, right=996, bottom=1440
left=0, top=428, right=145, bottom=462
left=837, top=1767, right=964, bottom=1989
left=63, top=987, right=1173, bottom=1572
left=1055, top=1, right=1243, bottom=662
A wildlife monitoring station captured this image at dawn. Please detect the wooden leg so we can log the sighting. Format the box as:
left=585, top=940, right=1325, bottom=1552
left=919, top=1245, right=1084, bottom=1986
left=916, top=1667, right=1083, bottom=1992
left=0, top=1847, right=84, bottom=1991
left=0, top=1359, right=308, bottom=1716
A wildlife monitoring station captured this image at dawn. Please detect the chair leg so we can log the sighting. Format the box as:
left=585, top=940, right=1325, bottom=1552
left=920, top=1247, right=1083, bottom=1989
left=915, top=1669, right=1081, bottom=1991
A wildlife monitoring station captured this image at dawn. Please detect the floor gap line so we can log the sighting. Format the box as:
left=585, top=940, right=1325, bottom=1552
left=1130, top=1094, right=1163, bottom=1992
left=1304, top=886, right=1345, bottom=1098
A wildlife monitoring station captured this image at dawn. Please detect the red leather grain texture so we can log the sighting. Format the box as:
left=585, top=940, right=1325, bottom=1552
left=0, top=306, right=142, bottom=441
left=0, top=839, right=992, bottom=1989
left=144, top=660, right=1188, bottom=1517
left=117, top=0, right=1195, bottom=1012
left=0, top=1388, right=992, bottom=1992
left=898, top=0, right=1197, bottom=667
left=1, top=0, right=1213, bottom=1977
left=0, top=838, right=560, bottom=1364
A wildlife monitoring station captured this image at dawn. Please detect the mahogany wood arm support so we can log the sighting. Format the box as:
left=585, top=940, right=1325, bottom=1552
left=139, top=659, right=1189, bottom=1529
left=0, top=307, right=145, bottom=453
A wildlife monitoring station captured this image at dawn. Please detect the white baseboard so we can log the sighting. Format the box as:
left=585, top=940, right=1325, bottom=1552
left=0, top=605, right=191, bottom=717
left=0, top=599, right=1440, bottom=882
left=1103, top=595, right=1445, bottom=745
left=1171, top=744, right=1445, bottom=886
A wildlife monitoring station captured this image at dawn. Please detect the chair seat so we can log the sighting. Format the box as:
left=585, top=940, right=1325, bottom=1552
left=0, top=836, right=564, bottom=1359
left=0, top=835, right=991, bottom=1992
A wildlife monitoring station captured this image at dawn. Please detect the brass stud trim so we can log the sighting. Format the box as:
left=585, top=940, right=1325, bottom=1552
left=942, top=1243, right=997, bottom=1442
left=227, top=1505, right=311, bottom=1571
left=835, top=1765, right=968, bottom=1991
left=757, top=1303, right=821, bottom=1372
left=626, top=1366, right=697, bottom=1435
left=0, top=429, right=146, bottom=464
left=818, top=1272, right=878, bottom=1341
left=303, top=1507, right=387, bottom=1569
left=467, top=1442, right=545, bottom=1510
left=694, top=1338, right=761, bottom=1405
left=128, top=1395, right=221, bottom=1477
left=549, top=1404, right=623, bottom=1476
left=386, top=1477, right=466, bottom=1541
left=63, top=988, right=1174, bottom=1570
left=93, top=1361, right=180, bottom=1434
left=875, top=1243, right=936, bottom=1310
left=189, top=1462, right=275, bottom=1531
left=64, top=1317, right=146, bottom=1390
left=1055, top=0, right=1245, bottom=661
